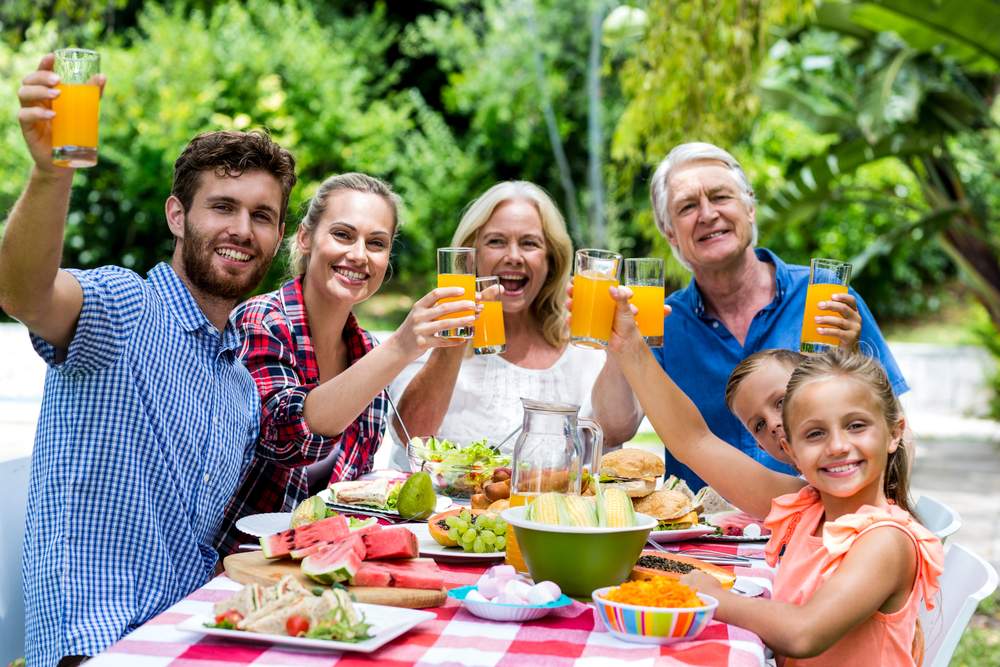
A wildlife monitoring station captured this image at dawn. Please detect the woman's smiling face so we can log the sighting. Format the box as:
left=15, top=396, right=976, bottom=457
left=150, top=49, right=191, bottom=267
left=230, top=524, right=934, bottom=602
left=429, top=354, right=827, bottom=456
left=475, top=198, right=549, bottom=315
left=298, top=189, right=394, bottom=305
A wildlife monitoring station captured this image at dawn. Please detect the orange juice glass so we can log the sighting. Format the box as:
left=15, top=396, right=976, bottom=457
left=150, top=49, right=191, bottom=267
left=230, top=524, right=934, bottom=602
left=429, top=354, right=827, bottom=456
left=52, top=49, right=100, bottom=168
left=435, top=247, right=476, bottom=339
left=504, top=492, right=537, bottom=573
left=624, top=258, right=665, bottom=347
left=570, top=249, right=622, bottom=349
left=473, top=276, right=505, bottom=354
left=800, top=258, right=852, bottom=353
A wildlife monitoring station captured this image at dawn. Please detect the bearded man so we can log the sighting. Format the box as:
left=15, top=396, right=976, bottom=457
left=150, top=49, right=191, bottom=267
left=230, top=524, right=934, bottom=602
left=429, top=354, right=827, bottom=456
left=0, top=54, right=296, bottom=665
left=591, top=142, right=907, bottom=490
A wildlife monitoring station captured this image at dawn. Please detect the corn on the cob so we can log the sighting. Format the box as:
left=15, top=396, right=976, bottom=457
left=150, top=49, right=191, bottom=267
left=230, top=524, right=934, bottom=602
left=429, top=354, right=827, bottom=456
left=559, top=494, right=598, bottom=527
left=601, top=486, right=637, bottom=528
left=527, top=492, right=562, bottom=525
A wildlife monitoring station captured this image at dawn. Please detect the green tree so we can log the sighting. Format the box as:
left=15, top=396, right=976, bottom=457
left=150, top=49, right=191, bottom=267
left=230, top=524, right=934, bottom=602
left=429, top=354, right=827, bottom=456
left=758, top=0, right=1000, bottom=327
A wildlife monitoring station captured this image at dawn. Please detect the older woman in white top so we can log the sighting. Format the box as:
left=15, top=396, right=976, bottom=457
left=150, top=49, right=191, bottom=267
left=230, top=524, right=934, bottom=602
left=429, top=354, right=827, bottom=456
left=390, top=181, right=604, bottom=463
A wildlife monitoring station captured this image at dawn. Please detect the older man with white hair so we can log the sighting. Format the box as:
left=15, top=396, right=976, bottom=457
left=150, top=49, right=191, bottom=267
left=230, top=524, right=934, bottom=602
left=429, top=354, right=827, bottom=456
left=591, top=142, right=907, bottom=489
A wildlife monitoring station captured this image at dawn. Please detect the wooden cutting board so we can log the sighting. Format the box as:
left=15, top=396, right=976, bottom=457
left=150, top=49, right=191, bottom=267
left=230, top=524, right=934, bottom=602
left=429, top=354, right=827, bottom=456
left=224, top=551, right=447, bottom=608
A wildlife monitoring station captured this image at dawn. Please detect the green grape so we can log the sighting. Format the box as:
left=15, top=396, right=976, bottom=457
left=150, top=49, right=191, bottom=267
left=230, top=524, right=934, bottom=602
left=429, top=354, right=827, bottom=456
left=453, top=519, right=469, bottom=534
left=473, top=538, right=485, bottom=553
left=445, top=516, right=459, bottom=529
left=494, top=521, right=507, bottom=536
left=495, top=536, right=506, bottom=550
left=477, top=516, right=492, bottom=532
left=460, top=509, right=472, bottom=523
left=462, top=529, right=476, bottom=543
left=447, top=528, right=460, bottom=541
left=480, top=530, right=496, bottom=545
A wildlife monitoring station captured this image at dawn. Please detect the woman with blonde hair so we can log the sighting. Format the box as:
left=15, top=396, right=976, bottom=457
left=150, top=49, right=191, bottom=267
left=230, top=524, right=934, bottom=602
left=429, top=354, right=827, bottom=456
left=215, top=172, right=472, bottom=555
left=391, top=181, right=604, bottom=459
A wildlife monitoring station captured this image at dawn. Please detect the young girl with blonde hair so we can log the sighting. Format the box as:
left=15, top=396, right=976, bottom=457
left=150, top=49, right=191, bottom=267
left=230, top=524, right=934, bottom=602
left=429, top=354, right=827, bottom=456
left=604, top=286, right=943, bottom=665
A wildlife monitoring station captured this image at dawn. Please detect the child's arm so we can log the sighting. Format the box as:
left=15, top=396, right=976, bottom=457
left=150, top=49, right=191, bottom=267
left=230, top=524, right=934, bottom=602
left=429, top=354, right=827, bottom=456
left=683, top=525, right=917, bottom=658
left=816, top=293, right=862, bottom=349
left=606, top=287, right=803, bottom=519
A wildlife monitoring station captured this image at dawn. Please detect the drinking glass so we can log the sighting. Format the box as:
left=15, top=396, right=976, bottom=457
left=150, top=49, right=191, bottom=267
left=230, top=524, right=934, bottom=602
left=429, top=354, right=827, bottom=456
left=624, top=258, right=665, bottom=347
left=472, top=276, right=506, bottom=355
left=435, top=247, right=476, bottom=339
left=570, top=249, right=621, bottom=349
left=52, top=48, right=101, bottom=168
left=800, top=258, right=852, bottom=354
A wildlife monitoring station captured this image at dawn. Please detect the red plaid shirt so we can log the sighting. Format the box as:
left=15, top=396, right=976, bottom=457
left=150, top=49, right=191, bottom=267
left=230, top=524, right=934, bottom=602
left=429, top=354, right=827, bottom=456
left=215, top=276, right=387, bottom=555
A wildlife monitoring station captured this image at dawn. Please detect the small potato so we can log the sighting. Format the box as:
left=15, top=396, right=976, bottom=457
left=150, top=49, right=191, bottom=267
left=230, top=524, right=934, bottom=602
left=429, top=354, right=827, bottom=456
left=488, top=498, right=510, bottom=513
left=484, top=479, right=511, bottom=501
left=471, top=493, right=491, bottom=510
left=491, top=467, right=511, bottom=483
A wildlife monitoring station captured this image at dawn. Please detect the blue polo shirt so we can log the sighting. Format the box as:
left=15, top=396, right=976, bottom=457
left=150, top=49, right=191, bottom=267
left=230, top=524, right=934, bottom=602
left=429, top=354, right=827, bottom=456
left=652, top=248, right=908, bottom=491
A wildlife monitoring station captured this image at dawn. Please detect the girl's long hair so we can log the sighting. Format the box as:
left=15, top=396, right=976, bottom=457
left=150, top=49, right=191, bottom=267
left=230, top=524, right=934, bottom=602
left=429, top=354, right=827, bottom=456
left=782, top=349, right=912, bottom=514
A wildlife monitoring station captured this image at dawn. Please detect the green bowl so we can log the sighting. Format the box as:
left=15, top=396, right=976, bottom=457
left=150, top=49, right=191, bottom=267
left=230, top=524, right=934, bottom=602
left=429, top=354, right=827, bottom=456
left=501, top=506, right=656, bottom=597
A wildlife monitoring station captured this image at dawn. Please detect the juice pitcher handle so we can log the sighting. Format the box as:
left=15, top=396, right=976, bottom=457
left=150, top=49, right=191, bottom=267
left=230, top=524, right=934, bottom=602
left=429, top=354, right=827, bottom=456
left=578, top=418, right=603, bottom=477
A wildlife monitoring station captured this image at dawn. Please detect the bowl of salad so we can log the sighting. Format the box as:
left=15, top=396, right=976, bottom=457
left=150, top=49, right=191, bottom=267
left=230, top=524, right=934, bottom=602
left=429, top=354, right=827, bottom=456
left=407, top=437, right=511, bottom=500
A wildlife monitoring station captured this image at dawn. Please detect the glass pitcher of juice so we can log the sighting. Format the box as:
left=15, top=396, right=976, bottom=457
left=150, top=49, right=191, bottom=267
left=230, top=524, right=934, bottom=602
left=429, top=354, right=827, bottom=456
left=504, top=398, right=603, bottom=572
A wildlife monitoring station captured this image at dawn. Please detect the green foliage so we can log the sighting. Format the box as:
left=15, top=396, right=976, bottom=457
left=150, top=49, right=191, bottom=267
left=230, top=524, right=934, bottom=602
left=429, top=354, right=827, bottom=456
left=0, top=0, right=480, bottom=294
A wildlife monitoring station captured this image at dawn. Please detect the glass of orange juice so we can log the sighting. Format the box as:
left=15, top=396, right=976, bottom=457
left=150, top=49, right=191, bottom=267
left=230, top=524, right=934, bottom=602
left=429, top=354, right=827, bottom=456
left=800, top=258, right=852, bottom=354
left=624, top=258, right=665, bottom=348
left=435, top=247, right=476, bottom=339
left=472, top=276, right=505, bottom=355
left=52, top=48, right=101, bottom=168
left=570, top=249, right=622, bottom=349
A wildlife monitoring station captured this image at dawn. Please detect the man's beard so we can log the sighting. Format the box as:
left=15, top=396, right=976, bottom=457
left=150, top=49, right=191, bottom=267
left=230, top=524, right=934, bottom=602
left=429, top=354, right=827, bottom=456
left=181, top=219, right=274, bottom=300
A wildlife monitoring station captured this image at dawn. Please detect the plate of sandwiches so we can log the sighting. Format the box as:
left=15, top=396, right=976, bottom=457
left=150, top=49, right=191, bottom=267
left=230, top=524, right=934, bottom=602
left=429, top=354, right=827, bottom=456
left=595, top=449, right=764, bottom=542
left=179, top=575, right=435, bottom=652
left=319, top=478, right=452, bottom=520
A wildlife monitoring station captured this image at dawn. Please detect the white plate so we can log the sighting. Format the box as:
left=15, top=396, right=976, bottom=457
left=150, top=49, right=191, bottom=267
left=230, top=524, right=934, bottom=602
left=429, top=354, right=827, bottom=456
left=318, top=489, right=453, bottom=519
left=648, top=525, right=717, bottom=543
left=236, top=512, right=292, bottom=537
left=177, top=603, right=435, bottom=653
left=732, top=577, right=765, bottom=597
left=405, top=522, right=504, bottom=562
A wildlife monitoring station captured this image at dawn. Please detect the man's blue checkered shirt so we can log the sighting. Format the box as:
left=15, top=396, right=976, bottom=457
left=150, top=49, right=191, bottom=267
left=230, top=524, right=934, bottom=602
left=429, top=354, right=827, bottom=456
left=22, top=263, right=260, bottom=665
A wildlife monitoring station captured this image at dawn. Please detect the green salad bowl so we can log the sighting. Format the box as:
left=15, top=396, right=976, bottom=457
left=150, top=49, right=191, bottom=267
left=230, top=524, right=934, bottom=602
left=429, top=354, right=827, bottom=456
left=501, top=505, right=657, bottom=597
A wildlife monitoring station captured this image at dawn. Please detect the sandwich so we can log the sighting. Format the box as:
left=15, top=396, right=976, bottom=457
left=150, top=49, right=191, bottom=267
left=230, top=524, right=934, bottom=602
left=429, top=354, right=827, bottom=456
left=597, top=449, right=665, bottom=498
left=328, top=478, right=401, bottom=511
left=662, top=475, right=695, bottom=502
left=694, top=486, right=736, bottom=514
left=634, top=488, right=700, bottom=530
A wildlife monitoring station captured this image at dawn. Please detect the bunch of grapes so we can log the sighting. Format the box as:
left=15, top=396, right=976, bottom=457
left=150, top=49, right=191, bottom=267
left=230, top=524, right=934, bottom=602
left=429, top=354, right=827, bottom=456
left=444, top=509, right=508, bottom=553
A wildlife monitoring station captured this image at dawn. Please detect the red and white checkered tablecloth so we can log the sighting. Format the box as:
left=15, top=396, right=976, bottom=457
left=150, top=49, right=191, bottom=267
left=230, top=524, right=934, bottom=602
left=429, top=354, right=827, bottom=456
left=88, top=543, right=774, bottom=667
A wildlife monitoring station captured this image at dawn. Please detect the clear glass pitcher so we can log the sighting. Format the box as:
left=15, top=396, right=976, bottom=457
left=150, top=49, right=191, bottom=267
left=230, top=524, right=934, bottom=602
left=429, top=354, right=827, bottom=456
left=509, top=398, right=604, bottom=498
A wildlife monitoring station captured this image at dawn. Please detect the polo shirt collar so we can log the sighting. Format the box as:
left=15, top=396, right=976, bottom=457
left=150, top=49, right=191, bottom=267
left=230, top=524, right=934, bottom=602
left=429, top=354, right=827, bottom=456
left=679, top=247, right=788, bottom=318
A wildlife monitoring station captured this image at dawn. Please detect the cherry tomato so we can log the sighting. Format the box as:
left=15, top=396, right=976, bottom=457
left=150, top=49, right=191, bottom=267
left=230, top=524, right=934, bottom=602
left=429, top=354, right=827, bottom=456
left=214, top=609, right=243, bottom=628
left=286, top=614, right=310, bottom=637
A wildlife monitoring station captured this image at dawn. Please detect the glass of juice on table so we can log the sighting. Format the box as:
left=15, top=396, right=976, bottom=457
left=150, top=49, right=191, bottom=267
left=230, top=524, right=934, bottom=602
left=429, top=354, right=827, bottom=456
left=800, top=258, right=852, bottom=354
left=52, top=48, right=101, bottom=168
left=624, top=257, right=664, bottom=347
left=570, top=249, right=622, bottom=349
left=435, top=247, right=476, bottom=339
left=473, top=276, right=506, bottom=354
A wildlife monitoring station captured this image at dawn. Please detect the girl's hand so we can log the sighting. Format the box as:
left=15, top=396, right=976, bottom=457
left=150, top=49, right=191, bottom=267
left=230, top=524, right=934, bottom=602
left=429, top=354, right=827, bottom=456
left=815, top=293, right=861, bottom=349
left=680, top=571, right=725, bottom=597
left=393, top=287, right=477, bottom=358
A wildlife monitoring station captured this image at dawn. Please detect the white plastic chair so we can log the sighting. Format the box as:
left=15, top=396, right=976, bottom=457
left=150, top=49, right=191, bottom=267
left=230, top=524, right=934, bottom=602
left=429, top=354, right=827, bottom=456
left=914, top=494, right=962, bottom=542
left=919, top=543, right=999, bottom=667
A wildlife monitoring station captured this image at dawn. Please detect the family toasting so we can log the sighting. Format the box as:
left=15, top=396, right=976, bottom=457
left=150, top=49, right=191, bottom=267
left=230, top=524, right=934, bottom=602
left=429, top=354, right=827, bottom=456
left=0, top=53, right=939, bottom=667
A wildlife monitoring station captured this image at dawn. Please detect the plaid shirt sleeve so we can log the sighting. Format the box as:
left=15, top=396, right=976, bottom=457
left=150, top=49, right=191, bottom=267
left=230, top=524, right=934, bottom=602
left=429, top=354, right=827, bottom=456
left=235, top=302, right=339, bottom=467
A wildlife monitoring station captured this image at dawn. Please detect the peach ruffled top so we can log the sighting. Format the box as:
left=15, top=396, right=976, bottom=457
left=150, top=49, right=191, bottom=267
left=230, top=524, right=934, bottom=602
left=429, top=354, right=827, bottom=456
left=763, top=486, right=944, bottom=667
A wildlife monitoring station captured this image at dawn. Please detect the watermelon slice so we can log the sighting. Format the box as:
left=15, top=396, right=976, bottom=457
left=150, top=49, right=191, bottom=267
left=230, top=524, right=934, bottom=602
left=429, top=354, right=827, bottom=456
left=301, top=541, right=362, bottom=584
left=289, top=541, right=329, bottom=560
left=352, top=562, right=392, bottom=587
left=379, top=560, right=444, bottom=590
left=361, top=526, right=418, bottom=560
left=259, top=514, right=349, bottom=559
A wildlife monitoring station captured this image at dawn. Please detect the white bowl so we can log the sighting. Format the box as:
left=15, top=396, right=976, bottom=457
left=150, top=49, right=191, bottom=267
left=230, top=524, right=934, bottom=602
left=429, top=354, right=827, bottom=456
left=448, top=585, right=572, bottom=622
